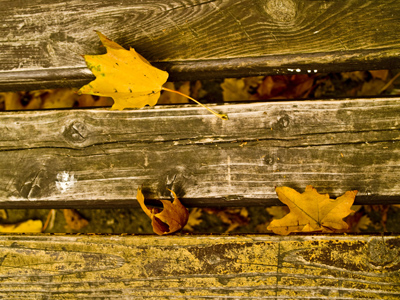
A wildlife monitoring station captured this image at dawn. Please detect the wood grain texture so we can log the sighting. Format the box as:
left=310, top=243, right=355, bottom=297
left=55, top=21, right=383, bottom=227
left=0, top=234, right=398, bottom=299
left=1, top=0, right=400, bottom=91
left=0, top=97, right=399, bottom=208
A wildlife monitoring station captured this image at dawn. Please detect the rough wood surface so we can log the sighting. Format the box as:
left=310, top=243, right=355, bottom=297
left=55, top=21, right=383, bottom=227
left=1, top=0, right=400, bottom=91
left=0, top=97, right=399, bottom=208
left=0, top=234, right=398, bottom=299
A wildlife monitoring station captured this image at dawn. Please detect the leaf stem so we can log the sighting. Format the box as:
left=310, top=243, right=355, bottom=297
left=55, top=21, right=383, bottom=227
left=161, top=87, right=228, bottom=120
left=379, top=71, right=400, bottom=94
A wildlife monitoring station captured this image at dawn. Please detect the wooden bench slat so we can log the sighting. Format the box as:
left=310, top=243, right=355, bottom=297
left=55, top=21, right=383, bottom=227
left=1, top=0, right=400, bottom=91
left=1, top=97, right=399, bottom=208
left=0, top=234, right=398, bottom=299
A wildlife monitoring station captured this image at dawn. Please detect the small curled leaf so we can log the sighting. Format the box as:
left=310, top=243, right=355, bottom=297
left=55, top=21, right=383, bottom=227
left=137, top=188, right=189, bottom=235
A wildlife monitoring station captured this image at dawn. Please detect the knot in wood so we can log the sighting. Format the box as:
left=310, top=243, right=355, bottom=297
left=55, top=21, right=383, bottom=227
left=64, top=121, right=88, bottom=143
left=264, top=156, right=274, bottom=165
left=368, top=239, right=399, bottom=269
left=274, top=114, right=291, bottom=130
left=264, top=0, right=297, bottom=23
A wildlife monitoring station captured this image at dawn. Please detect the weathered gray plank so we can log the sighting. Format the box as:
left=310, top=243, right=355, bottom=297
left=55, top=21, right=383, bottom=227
left=1, top=0, right=400, bottom=91
left=0, top=234, right=398, bottom=299
left=0, top=97, right=399, bottom=208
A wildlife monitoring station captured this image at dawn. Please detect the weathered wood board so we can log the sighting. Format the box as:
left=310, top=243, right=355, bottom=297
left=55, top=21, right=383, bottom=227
left=1, top=0, right=400, bottom=91
left=0, top=234, right=398, bottom=299
left=0, top=97, right=399, bottom=208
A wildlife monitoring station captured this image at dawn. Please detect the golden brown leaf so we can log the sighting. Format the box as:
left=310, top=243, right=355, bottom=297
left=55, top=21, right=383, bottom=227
left=40, top=89, right=76, bottom=108
left=267, top=185, right=357, bottom=235
left=0, top=209, right=7, bottom=220
left=369, top=70, right=389, bottom=81
left=76, top=94, right=114, bottom=107
left=184, top=208, right=203, bottom=231
left=63, top=209, right=89, bottom=231
left=221, top=77, right=263, bottom=101
left=266, top=206, right=289, bottom=220
left=352, top=215, right=372, bottom=232
left=203, top=207, right=249, bottom=233
left=137, top=188, right=189, bottom=235
left=78, top=31, right=169, bottom=110
left=1, top=91, right=42, bottom=110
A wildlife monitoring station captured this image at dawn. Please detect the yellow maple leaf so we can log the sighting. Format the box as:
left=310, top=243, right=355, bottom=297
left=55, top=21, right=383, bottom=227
left=353, top=215, right=372, bottom=232
left=184, top=208, right=203, bottom=231
left=137, top=188, right=189, bottom=235
left=0, top=220, right=43, bottom=233
left=79, top=32, right=228, bottom=119
left=79, top=31, right=169, bottom=110
left=267, top=185, right=357, bottom=235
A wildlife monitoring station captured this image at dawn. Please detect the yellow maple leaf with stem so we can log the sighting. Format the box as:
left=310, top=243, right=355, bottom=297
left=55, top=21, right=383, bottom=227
left=267, top=185, right=358, bottom=235
left=79, top=31, right=227, bottom=120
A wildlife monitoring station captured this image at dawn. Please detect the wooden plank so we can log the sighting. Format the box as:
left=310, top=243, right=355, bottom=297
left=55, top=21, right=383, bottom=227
left=0, top=234, right=398, bottom=299
left=1, top=0, right=400, bottom=91
left=0, top=97, right=400, bottom=208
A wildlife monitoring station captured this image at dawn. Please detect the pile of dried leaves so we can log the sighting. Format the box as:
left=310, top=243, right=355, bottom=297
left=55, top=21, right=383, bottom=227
left=1, top=70, right=399, bottom=111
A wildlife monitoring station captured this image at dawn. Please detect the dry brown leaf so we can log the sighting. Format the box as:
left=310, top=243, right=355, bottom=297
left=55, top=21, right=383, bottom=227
left=358, top=79, right=386, bottom=96
left=292, top=75, right=314, bottom=98
left=346, top=206, right=367, bottom=232
left=341, top=71, right=367, bottom=82
left=137, top=188, right=189, bottom=235
left=253, top=74, right=314, bottom=100
left=369, top=70, right=389, bottom=81
left=267, top=185, right=357, bottom=235
left=255, top=76, right=287, bottom=99
left=363, top=205, right=390, bottom=231
left=204, top=207, right=249, bottom=233
left=314, top=78, right=335, bottom=98
left=63, top=209, right=89, bottom=231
